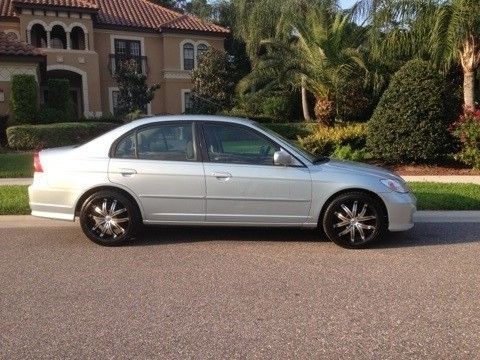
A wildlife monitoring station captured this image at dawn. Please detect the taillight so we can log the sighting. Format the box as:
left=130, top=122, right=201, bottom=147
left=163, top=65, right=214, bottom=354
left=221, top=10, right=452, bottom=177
left=33, top=152, right=43, bottom=173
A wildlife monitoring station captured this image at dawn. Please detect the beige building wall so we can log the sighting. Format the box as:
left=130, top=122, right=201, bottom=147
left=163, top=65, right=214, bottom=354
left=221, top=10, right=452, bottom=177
left=1, top=9, right=227, bottom=117
left=94, top=29, right=165, bottom=116
left=161, top=33, right=225, bottom=114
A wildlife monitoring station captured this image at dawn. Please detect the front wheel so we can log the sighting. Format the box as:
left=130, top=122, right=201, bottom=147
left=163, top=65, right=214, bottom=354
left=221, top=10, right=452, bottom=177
left=322, top=192, right=387, bottom=249
left=79, top=190, right=139, bottom=246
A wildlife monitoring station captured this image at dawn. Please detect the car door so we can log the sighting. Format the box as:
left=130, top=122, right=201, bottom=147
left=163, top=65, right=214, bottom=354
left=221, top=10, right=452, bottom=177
left=201, top=121, right=312, bottom=225
left=108, top=121, right=206, bottom=223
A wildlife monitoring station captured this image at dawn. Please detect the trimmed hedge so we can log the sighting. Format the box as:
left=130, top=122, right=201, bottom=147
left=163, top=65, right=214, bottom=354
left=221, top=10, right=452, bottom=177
left=297, top=123, right=368, bottom=156
left=10, top=74, right=38, bottom=125
left=7, top=122, right=118, bottom=150
left=367, top=59, right=451, bottom=163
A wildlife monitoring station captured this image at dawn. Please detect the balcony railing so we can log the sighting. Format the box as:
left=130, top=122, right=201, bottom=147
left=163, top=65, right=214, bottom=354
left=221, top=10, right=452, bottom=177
left=109, top=54, right=149, bottom=75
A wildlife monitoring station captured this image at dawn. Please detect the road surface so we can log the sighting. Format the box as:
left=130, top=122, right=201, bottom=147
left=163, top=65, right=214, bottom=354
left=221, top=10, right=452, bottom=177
left=1, top=219, right=480, bottom=359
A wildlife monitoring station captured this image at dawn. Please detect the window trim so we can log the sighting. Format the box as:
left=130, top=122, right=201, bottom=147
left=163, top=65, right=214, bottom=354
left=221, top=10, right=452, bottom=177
left=199, top=121, right=306, bottom=167
left=109, top=121, right=202, bottom=163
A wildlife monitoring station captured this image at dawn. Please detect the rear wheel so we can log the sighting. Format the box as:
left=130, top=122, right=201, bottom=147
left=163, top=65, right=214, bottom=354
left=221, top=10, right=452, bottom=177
left=322, top=192, right=387, bottom=249
left=79, top=190, right=140, bottom=246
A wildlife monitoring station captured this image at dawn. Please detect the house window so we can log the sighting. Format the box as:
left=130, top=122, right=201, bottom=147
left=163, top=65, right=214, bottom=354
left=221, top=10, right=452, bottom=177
left=30, top=24, right=47, bottom=48
left=114, top=39, right=142, bottom=72
left=183, top=90, right=193, bottom=113
left=70, top=26, right=86, bottom=50
left=197, top=43, right=208, bottom=62
left=183, top=42, right=195, bottom=70
left=112, top=90, right=120, bottom=116
left=50, top=25, right=67, bottom=49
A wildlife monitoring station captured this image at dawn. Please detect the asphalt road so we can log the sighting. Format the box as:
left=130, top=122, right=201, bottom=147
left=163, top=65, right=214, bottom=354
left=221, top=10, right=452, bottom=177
left=1, top=220, right=480, bottom=359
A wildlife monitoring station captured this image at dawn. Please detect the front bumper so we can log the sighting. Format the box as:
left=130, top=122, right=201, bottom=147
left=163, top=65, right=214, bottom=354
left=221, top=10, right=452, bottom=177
left=380, top=191, right=416, bottom=232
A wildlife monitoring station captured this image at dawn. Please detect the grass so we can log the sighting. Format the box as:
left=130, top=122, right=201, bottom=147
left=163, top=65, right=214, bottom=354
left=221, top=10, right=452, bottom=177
left=409, top=182, right=480, bottom=210
left=0, top=153, right=33, bottom=178
left=0, top=185, right=30, bottom=215
left=0, top=182, right=479, bottom=215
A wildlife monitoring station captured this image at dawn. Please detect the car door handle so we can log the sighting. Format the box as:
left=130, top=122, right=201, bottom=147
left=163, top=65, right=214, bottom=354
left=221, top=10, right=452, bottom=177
left=212, top=172, right=232, bottom=180
left=119, top=168, right=137, bottom=176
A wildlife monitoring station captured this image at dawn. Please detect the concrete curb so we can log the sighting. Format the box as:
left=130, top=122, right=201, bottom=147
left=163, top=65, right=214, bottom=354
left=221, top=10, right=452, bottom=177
left=402, top=175, right=480, bottom=184
left=0, top=178, right=33, bottom=186
left=0, top=212, right=478, bottom=228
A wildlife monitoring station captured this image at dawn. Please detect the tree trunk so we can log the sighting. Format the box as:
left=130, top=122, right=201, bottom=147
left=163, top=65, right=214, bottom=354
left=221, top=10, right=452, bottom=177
left=301, top=77, right=311, bottom=121
left=464, top=70, right=475, bottom=111
left=314, top=96, right=335, bottom=127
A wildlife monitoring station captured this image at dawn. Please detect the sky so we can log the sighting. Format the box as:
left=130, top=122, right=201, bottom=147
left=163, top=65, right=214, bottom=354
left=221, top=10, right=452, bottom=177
left=339, top=0, right=357, bottom=8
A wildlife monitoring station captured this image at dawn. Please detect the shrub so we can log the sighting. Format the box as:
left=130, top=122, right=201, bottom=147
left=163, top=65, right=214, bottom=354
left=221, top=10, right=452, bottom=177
left=10, top=74, right=38, bottom=125
left=37, top=106, right=72, bottom=124
left=262, top=122, right=316, bottom=139
left=297, top=123, right=367, bottom=156
left=6, top=122, right=118, bottom=150
left=451, top=109, right=480, bottom=169
left=45, top=79, right=75, bottom=120
left=331, top=144, right=369, bottom=161
left=366, top=59, right=451, bottom=163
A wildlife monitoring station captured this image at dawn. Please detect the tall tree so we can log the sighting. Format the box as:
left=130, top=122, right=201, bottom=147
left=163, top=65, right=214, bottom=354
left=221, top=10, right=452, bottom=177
left=235, top=0, right=372, bottom=125
left=113, top=60, right=160, bottom=117
left=353, top=0, right=480, bottom=111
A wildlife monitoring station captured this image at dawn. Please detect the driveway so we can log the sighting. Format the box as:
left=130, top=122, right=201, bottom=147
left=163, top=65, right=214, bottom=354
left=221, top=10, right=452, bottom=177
left=1, top=220, right=480, bottom=359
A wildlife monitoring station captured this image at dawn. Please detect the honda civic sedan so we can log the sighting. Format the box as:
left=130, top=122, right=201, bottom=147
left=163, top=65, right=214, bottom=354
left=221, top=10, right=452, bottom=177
left=28, top=115, right=416, bottom=248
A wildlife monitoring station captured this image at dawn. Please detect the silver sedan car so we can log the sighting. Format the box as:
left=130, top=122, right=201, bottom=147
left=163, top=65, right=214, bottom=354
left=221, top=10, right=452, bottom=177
left=29, top=115, right=416, bottom=248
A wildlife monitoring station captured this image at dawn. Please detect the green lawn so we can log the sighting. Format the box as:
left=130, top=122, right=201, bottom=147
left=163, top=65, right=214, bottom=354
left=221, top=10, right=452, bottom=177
left=409, top=182, right=480, bottom=210
left=0, top=185, right=30, bottom=215
left=0, top=153, right=33, bottom=178
left=0, top=182, right=479, bottom=215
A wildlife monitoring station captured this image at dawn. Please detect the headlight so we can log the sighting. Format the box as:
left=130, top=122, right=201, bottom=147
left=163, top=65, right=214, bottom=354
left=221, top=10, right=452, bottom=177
left=380, top=179, right=409, bottom=193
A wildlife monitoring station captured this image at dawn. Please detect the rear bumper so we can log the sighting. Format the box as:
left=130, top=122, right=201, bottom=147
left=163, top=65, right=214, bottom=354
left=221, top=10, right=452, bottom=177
left=28, top=180, right=76, bottom=221
left=380, top=191, right=416, bottom=232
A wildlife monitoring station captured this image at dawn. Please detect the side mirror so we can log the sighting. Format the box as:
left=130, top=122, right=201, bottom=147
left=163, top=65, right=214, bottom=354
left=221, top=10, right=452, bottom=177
left=274, top=149, right=293, bottom=166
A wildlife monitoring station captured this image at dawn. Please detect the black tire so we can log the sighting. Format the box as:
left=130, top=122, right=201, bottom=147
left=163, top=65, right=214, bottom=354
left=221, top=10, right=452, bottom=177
left=322, top=191, right=387, bottom=249
left=79, top=190, right=140, bottom=246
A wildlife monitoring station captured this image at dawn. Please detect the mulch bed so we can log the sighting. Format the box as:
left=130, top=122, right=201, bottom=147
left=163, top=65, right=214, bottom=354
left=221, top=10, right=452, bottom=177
left=368, top=160, right=480, bottom=176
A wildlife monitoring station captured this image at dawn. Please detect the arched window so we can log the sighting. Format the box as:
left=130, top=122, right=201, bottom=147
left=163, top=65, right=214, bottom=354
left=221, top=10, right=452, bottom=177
left=70, top=26, right=86, bottom=50
left=197, top=43, right=208, bottom=61
left=50, top=25, right=67, bottom=49
left=30, top=24, right=47, bottom=48
left=183, top=42, right=194, bottom=70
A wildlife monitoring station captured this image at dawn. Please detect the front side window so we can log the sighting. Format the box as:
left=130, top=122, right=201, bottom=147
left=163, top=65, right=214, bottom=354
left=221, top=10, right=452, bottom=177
left=183, top=43, right=194, bottom=70
left=203, top=123, right=279, bottom=165
left=137, top=123, right=196, bottom=161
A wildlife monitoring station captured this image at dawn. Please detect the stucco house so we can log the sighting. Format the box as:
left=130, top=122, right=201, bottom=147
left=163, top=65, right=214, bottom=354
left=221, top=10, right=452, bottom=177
left=0, top=0, right=229, bottom=119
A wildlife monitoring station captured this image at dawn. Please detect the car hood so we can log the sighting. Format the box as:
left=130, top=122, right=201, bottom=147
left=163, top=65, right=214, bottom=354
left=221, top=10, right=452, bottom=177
left=318, top=159, right=405, bottom=182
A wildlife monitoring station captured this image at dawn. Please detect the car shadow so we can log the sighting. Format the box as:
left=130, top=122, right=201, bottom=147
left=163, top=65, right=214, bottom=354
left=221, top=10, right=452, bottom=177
left=128, top=222, right=480, bottom=249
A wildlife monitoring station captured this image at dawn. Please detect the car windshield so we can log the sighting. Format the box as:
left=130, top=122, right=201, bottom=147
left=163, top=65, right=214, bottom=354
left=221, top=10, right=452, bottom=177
left=255, top=122, right=327, bottom=164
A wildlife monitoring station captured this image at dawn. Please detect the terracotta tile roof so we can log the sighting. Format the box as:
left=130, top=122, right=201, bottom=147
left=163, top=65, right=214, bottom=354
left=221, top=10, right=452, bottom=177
left=0, top=0, right=229, bottom=34
left=0, top=31, right=44, bottom=56
left=160, top=13, right=229, bottom=33
left=94, top=0, right=179, bottom=30
left=14, top=0, right=98, bottom=11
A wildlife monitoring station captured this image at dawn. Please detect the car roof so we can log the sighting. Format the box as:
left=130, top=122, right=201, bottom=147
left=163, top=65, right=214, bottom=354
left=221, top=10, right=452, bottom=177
left=128, top=115, right=256, bottom=127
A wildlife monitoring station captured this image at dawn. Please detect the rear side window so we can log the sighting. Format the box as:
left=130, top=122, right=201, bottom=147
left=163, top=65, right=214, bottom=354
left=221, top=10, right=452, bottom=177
left=114, top=133, right=136, bottom=158
left=113, top=122, right=197, bottom=162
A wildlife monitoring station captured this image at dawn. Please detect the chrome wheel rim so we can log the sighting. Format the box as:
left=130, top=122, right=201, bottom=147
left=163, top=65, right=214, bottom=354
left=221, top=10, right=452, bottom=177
left=87, top=197, right=130, bottom=240
left=332, top=200, right=378, bottom=244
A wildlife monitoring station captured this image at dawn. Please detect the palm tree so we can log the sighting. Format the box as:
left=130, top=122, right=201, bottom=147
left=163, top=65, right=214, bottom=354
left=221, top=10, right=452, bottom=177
left=235, top=0, right=371, bottom=125
left=353, top=0, right=480, bottom=111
